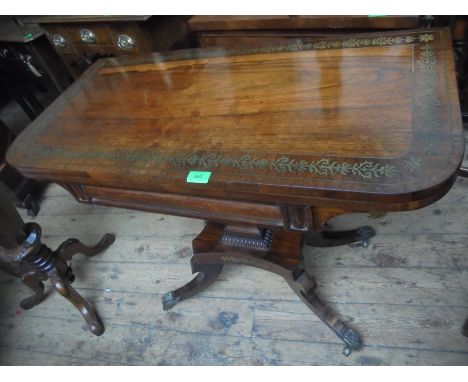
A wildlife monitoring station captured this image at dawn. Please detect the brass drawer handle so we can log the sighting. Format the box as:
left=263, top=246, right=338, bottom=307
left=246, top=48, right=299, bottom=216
left=80, top=29, right=96, bottom=44
left=117, top=34, right=135, bottom=50
left=52, top=34, right=67, bottom=47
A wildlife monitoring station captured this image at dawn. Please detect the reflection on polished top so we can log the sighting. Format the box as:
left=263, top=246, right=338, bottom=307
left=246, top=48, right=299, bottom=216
left=6, top=28, right=464, bottom=208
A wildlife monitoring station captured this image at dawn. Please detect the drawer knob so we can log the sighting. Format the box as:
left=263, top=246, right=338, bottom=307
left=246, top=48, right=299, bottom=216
left=52, top=34, right=67, bottom=47
left=80, top=29, right=96, bottom=44
left=117, top=34, right=135, bottom=50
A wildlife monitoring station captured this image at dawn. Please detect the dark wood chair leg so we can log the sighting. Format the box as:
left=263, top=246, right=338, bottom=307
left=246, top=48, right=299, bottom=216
left=20, top=271, right=46, bottom=310
left=162, top=258, right=223, bottom=311
left=49, top=268, right=104, bottom=336
left=55, top=234, right=115, bottom=261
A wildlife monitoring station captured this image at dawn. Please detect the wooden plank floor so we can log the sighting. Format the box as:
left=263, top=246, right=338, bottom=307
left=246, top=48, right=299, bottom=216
left=1, top=173, right=468, bottom=365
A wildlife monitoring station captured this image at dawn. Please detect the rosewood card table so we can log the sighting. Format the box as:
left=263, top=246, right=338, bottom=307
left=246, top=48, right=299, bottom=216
left=6, top=28, right=464, bottom=355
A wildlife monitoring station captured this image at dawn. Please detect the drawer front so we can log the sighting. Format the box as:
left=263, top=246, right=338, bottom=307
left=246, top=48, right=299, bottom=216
left=43, top=22, right=152, bottom=77
left=106, top=23, right=152, bottom=54
left=70, top=184, right=284, bottom=228
left=43, top=25, right=78, bottom=54
left=47, top=24, right=114, bottom=46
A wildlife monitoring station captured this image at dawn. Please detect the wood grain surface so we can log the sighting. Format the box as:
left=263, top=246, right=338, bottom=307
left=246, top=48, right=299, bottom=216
left=6, top=28, right=464, bottom=215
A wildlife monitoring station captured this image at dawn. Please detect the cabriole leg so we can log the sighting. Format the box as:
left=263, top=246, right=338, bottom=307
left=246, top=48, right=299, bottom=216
left=49, top=269, right=105, bottom=336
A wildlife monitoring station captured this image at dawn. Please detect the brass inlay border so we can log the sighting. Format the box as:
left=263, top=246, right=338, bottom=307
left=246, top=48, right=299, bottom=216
left=30, top=147, right=397, bottom=179
left=28, top=31, right=446, bottom=182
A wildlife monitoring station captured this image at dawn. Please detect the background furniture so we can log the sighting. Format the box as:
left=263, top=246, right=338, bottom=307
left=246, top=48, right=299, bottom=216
left=0, top=16, right=73, bottom=216
left=188, top=15, right=424, bottom=48
left=0, top=119, right=42, bottom=216
left=24, top=16, right=191, bottom=78
left=0, top=16, right=72, bottom=107
left=0, top=183, right=115, bottom=335
left=0, top=49, right=45, bottom=121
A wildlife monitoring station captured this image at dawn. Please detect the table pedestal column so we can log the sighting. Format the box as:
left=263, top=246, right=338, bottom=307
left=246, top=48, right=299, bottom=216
left=163, top=221, right=375, bottom=356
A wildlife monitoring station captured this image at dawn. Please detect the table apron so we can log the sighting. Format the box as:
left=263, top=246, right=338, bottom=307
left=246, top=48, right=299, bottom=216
left=66, top=183, right=288, bottom=229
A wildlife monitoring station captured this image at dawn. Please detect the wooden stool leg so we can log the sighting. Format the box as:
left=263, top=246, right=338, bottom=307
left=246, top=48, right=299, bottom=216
left=162, top=257, right=223, bottom=311
left=1, top=205, right=111, bottom=336
left=55, top=234, right=115, bottom=261
left=49, top=269, right=104, bottom=336
left=20, top=271, right=45, bottom=310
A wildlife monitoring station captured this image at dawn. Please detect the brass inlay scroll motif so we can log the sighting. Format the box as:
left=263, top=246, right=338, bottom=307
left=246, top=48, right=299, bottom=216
left=211, top=34, right=434, bottom=56
left=31, top=146, right=397, bottom=179
left=147, top=32, right=434, bottom=63
left=31, top=32, right=444, bottom=182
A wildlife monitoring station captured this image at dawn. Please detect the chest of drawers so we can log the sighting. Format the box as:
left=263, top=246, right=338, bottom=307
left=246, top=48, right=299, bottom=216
left=24, top=16, right=190, bottom=78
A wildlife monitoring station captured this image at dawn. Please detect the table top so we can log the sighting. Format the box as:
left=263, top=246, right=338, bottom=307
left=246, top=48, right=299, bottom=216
left=6, top=28, right=464, bottom=210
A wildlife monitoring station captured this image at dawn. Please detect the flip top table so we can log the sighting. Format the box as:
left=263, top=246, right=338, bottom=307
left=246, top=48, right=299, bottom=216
left=6, top=28, right=464, bottom=355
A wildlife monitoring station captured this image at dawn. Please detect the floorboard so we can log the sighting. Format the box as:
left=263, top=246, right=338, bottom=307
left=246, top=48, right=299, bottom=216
left=0, top=174, right=467, bottom=365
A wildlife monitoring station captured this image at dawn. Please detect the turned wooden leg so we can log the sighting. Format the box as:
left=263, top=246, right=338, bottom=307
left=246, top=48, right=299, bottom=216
left=2, top=221, right=111, bottom=336
left=55, top=234, right=115, bottom=261
left=20, top=271, right=45, bottom=310
left=49, top=269, right=104, bottom=336
left=162, top=257, right=223, bottom=311
left=305, top=226, right=375, bottom=248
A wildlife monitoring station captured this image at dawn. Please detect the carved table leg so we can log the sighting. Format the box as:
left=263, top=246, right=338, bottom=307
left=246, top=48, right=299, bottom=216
left=162, top=259, right=223, bottom=311
left=285, top=263, right=362, bottom=355
left=164, top=222, right=364, bottom=356
left=305, top=226, right=375, bottom=248
left=20, top=271, right=46, bottom=310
